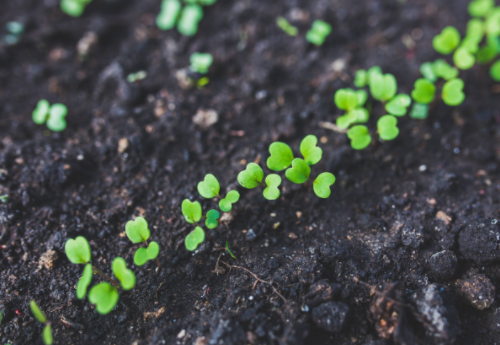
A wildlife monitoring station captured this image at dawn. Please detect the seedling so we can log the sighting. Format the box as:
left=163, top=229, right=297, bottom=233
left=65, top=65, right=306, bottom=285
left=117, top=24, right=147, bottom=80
left=469, top=0, right=495, bottom=17
left=454, top=47, right=475, bottom=70
left=32, top=100, right=68, bottom=132
left=197, top=174, right=240, bottom=212
left=185, top=226, right=205, bottom=251
left=156, top=0, right=182, bottom=30
left=491, top=60, right=500, bottom=81
left=411, top=79, right=436, bottom=104
left=181, top=199, right=220, bottom=250
left=127, top=71, right=147, bottom=83
left=347, top=125, right=371, bottom=150
left=431, top=59, right=459, bottom=80
left=377, top=115, right=399, bottom=141
left=385, top=94, right=411, bottom=116
left=433, top=26, right=461, bottom=54
left=334, top=89, right=367, bottom=112
left=125, top=217, right=160, bottom=267
left=30, top=300, right=52, bottom=345
left=354, top=66, right=383, bottom=88
left=486, top=8, right=500, bottom=36
left=477, top=35, right=500, bottom=63
left=156, top=0, right=214, bottom=36
left=0, top=195, right=7, bottom=203
left=60, top=0, right=92, bottom=17
left=226, top=241, right=236, bottom=259
left=410, top=103, right=429, bottom=119
left=306, top=20, right=332, bottom=46
left=369, top=72, right=397, bottom=102
left=285, top=158, right=310, bottom=184
left=313, top=172, right=336, bottom=198
left=190, top=53, right=213, bottom=74
left=267, top=142, right=294, bottom=171
left=442, top=78, right=465, bottom=106
left=4, top=21, right=24, bottom=45
left=277, top=17, right=298, bottom=36
left=237, top=163, right=282, bottom=200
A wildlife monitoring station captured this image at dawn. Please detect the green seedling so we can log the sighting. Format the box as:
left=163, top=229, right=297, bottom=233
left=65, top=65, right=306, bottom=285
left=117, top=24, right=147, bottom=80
left=226, top=241, right=236, bottom=258
left=411, top=79, right=436, bottom=104
left=369, top=72, right=397, bottom=102
left=197, top=174, right=240, bottom=211
left=0, top=195, right=7, bottom=203
left=486, top=8, right=500, bottom=36
left=385, top=94, right=411, bottom=116
left=469, top=0, right=495, bottom=17
left=125, top=217, right=160, bottom=267
left=127, top=71, right=147, bottom=83
left=286, top=158, right=310, bottom=184
left=205, top=209, right=220, bottom=229
left=30, top=300, right=53, bottom=345
left=377, top=115, right=399, bottom=141
left=219, top=190, right=240, bottom=212
left=32, top=100, right=68, bottom=132
left=111, top=257, right=136, bottom=290
left=432, top=59, right=459, bottom=80
left=300, top=134, right=323, bottom=165
left=313, top=172, right=336, bottom=198
left=60, top=0, right=92, bottom=17
left=491, top=60, right=500, bottom=81
left=157, top=0, right=210, bottom=36
left=353, top=66, right=382, bottom=88
left=477, top=35, right=500, bottom=63
left=190, top=53, right=213, bottom=74
left=237, top=163, right=282, bottom=200
left=267, top=142, right=294, bottom=171
left=306, top=20, right=332, bottom=46
left=467, top=19, right=485, bottom=41
left=334, top=89, right=367, bottom=111
left=4, top=21, right=24, bottom=45
left=185, top=226, right=205, bottom=251
left=181, top=199, right=222, bottom=250
left=420, top=62, right=438, bottom=82
left=65, top=236, right=93, bottom=299
left=442, top=78, right=465, bottom=106
left=182, top=199, right=202, bottom=223
left=453, top=47, right=475, bottom=69
left=277, top=17, right=298, bottom=36
left=156, top=0, right=182, bottom=30
left=433, top=26, right=461, bottom=54
left=347, top=125, right=371, bottom=150
left=88, top=282, right=119, bottom=315
left=336, top=108, right=370, bottom=129
left=410, top=103, right=429, bottom=119
left=177, top=5, right=203, bottom=36
left=263, top=174, right=282, bottom=200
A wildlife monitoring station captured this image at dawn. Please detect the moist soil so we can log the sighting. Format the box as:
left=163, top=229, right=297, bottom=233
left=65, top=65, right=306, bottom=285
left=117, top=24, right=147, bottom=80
left=1, top=0, right=500, bottom=344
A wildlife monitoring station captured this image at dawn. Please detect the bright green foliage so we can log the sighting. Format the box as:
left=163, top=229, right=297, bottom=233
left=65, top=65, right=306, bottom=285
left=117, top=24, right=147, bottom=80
left=306, top=20, right=332, bottom=46
left=377, top=115, right=399, bottom=141
left=420, top=62, right=437, bottom=82
left=433, top=26, right=461, bottom=54
left=369, top=73, right=397, bottom=101
left=198, top=174, right=220, bottom=198
left=486, top=8, right=500, bottom=36
left=112, top=257, right=136, bottom=290
left=65, top=236, right=91, bottom=264
left=190, top=53, right=213, bottom=74
left=491, top=60, right=500, bottom=81
left=198, top=0, right=217, bottom=5
left=347, top=125, right=371, bottom=150
left=226, top=242, right=236, bottom=258
left=127, top=71, right=147, bottom=83
left=453, top=47, right=475, bottom=70
left=157, top=0, right=182, bottom=30
left=205, top=209, right=220, bottom=229
left=300, top=135, right=322, bottom=165
left=276, top=17, right=298, bottom=36
left=61, top=0, right=92, bottom=17
left=432, top=59, right=459, bottom=80
left=477, top=35, right=500, bottom=63
left=177, top=5, right=203, bottom=36
left=134, top=242, right=160, bottom=266
left=354, top=69, right=367, bottom=88
left=238, top=163, right=264, bottom=188
left=442, top=78, right=465, bottom=106
left=385, top=94, right=411, bottom=116
left=367, top=66, right=383, bottom=81
left=411, top=79, right=436, bottom=104
left=313, top=172, right=336, bottom=198
left=469, top=0, right=495, bottom=17
left=263, top=174, right=281, bottom=200
left=410, top=103, right=429, bottom=119
left=88, top=282, right=119, bottom=315
left=32, top=100, right=68, bottom=132
left=285, top=158, right=311, bottom=184
left=334, top=89, right=361, bottom=111
left=126, top=217, right=150, bottom=243
left=182, top=199, right=202, bottom=223
left=42, top=325, right=53, bottom=345
left=219, top=190, right=240, bottom=212
left=30, top=300, right=47, bottom=324
left=267, top=142, right=294, bottom=171
left=76, top=264, right=93, bottom=299
left=33, top=100, right=50, bottom=124
left=185, top=226, right=205, bottom=251
left=336, top=109, right=369, bottom=129
left=0, top=309, right=2, bottom=324
left=467, top=19, right=485, bottom=40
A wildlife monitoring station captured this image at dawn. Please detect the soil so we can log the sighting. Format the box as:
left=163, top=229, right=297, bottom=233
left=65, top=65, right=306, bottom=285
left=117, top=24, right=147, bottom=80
left=1, top=0, right=500, bottom=344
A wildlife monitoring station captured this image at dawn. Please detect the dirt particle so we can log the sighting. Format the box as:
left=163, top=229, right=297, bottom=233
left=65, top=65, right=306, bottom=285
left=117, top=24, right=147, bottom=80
left=296, top=211, right=302, bottom=219
left=143, top=306, right=166, bottom=320
left=428, top=250, right=458, bottom=280
left=455, top=275, right=495, bottom=310
left=459, top=219, right=500, bottom=263
left=436, top=211, right=452, bottom=225
left=38, top=249, right=58, bottom=270
left=289, top=232, right=298, bottom=239
left=193, top=109, right=218, bottom=129
left=177, top=329, right=186, bottom=339
left=312, top=301, right=349, bottom=333
left=118, top=138, right=129, bottom=153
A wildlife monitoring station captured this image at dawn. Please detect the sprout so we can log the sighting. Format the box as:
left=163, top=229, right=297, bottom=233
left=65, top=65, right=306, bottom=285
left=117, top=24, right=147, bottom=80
left=181, top=200, right=217, bottom=250
left=313, top=172, right=336, bottom=198
left=219, top=190, right=240, bottom=212
left=182, top=199, right=202, bottom=223
left=60, top=0, right=92, bottom=17
left=276, top=17, right=298, bottom=36
left=411, top=79, right=436, bottom=104
left=30, top=300, right=53, bottom=345
left=88, top=282, right=119, bottom=315
left=432, top=59, right=459, bottom=80
left=347, top=125, right=371, bottom=150
left=77, top=264, right=93, bottom=299
left=197, top=173, right=239, bottom=211
left=263, top=174, right=282, bottom=200
left=237, top=163, right=282, bottom=200
left=377, top=115, right=399, bottom=141
left=111, top=257, right=136, bottom=290
left=442, top=78, right=465, bottom=106
left=267, top=142, right=294, bottom=171
left=127, top=71, right=147, bottom=83
left=65, top=236, right=93, bottom=299
left=477, top=35, right=500, bottom=63
left=453, top=47, right=475, bottom=70
left=354, top=69, right=368, bottom=88
left=420, top=62, right=438, bottom=82
left=190, top=53, right=213, bottom=74
left=369, top=72, right=397, bottom=102
left=4, top=21, right=24, bottom=45
left=226, top=241, right=236, bottom=258
left=300, top=134, right=323, bottom=165
left=334, top=89, right=367, bottom=112
left=385, top=94, right=411, bottom=116
left=432, top=26, right=461, bottom=54
left=205, top=209, right=220, bottom=229
left=469, top=0, right=495, bottom=17
left=410, top=103, right=429, bottom=119
left=285, top=158, right=310, bottom=184
left=32, top=100, right=68, bottom=132
left=177, top=5, right=203, bottom=36
left=156, top=0, right=181, bottom=30
left=336, top=109, right=369, bottom=129
left=125, top=217, right=160, bottom=266
left=485, top=8, right=500, bottom=36
left=306, top=20, right=332, bottom=46
left=491, top=60, right=500, bottom=81
left=185, top=226, right=205, bottom=251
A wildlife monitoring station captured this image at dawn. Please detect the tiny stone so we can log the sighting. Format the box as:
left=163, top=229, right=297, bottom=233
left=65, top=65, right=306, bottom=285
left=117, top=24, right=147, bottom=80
left=455, top=275, right=495, bottom=310
left=245, top=229, right=257, bottom=242
left=429, top=250, right=458, bottom=280
left=311, top=301, right=349, bottom=333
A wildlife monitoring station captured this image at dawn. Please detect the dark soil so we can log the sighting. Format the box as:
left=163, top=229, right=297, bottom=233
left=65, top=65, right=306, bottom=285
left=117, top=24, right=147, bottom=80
left=1, top=0, right=500, bottom=344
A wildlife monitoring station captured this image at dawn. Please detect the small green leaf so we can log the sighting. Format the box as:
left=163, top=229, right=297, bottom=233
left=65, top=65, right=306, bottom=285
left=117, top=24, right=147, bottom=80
left=42, top=324, right=53, bottom=345
left=238, top=163, right=264, bottom=188
left=369, top=73, right=397, bottom=101
left=219, top=190, right=240, bottom=212
left=276, top=16, right=298, bottom=36
left=134, top=248, right=148, bottom=266
left=226, top=241, right=236, bottom=259
left=267, top=142, right=294, bottom=171
left=485, top=8, right=500, bottom=36
left=477, top=35, right=500, bottom=63
left=420, top=62, right=437, bottom=82
left=313, top=172, right=336, bottom=198
left=411, top=79, right=436, bottom=104
left=453, top=47, right=475, bottom=70
left=466, top=19, right=484, bottom=41
left=468, top=0, right=494, bottom=17
left=197, top=174, right=220, bottom=198
left=432, top=59, right=459, bottom=80
left=46, top=104, right=67, bottom=132
left=433, top=26, right=461, bottom=54
left=306, top=20, right=332, bottom=46
left=156, top=0, right=182, bottom=30
left=410, top=103, right=429, bottom=119
left=190, top=53, right=213, bottom=74
left=125, top=217, right=150, bottom=243
left=147, top=241, right=160, bottom=260
left=300, top=135, right=322, bottom=165
left=347, top=125, right=372, bottom=150
left=182, top=199, right=202, bottom=223
left=61, top=0, right=85, bottom=17
left=377, top=115, right=399, bottom=141
left=385, top=94, right=411, bottom=116
left=442, top=78, right=465, bottom=106
left=177, top=5, right=203, bottom=36
left=65, top=236, right=91, bottom=264
left=336, top=111, right=358, bottom=129
left=367, top=66, right=382, bottom=83
left=205, top=209, right=220, bottom=229
left=33, top=100, right=50, bottom=124
left=112, top=257, right=136, bottom=290
left=88, top=282, right=119, bottom=315
left=354, top=69, right=367, bottom=88
left=263, top=174, right=281, bottom=200
left=30, top=300, right=47, bottom=324
left=285, top=158, right=311, bottom=184
left=356, top=90, right=368, bottom=106
left=76, top=264, right=93, bottom=299
left=185, top=226, right=205, bottom=251
left=334, top=88, right=359, bottom=111
left=491, top=60, right=500, bottom=81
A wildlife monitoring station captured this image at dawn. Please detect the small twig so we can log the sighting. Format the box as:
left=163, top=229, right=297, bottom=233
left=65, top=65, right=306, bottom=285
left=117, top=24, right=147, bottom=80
left=59, top=316, right=84, bottom=331
left=155, top=282, right=164, bottom=299
left=92, top=266, right=120, bottom=288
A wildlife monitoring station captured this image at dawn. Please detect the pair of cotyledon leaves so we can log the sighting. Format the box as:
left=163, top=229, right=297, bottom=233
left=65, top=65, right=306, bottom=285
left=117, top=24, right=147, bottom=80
left=198, top=174, right=240, bottom=212
left=306, top=19, right=332, bottom=46
left=412, top=78, right=465, bottom=106
left=181, top=199, right=217, bottom=251
left=125, top=217, right=160, bottom=266
left=190, top=52, right=213, bottom=74
left=156, top=0, right=216, bottom=36
left=346, top=115, right=402, bottom=149
left=30, top=300, right=53, bottom=345
left=32, top=100, right=68, bottom=132
left=237, top=163, right=282, bottom=200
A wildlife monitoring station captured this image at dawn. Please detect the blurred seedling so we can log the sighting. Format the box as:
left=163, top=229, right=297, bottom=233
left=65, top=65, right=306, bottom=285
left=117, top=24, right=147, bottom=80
left=125, top=217, right=161, bottom=267
left=276, top=17, right=298, bottom=36
left=32, top=100, right=68, bottom=132
left=0, top=195, right=7, bottom=203
left=182, top=199, right=220, bottom=250
left=491, top=60, right=500, bottom=81
left=442, top=78, right=465, bottom=106
left=4, top=21, right=24, bottom=45
left=469, top=0, right=495, bottom=17
left=377, top=115, right=399, bottom=141
left=190, top=53, right=213, bottom=74
left=334, top=88, right=369, bottom=129
left=347, top=125, right=372, bottom=150
left=127, top=71, right=147, bottom=83
left=411, top=79, right=436, bottom=105
left=353, top=66, right=382, bottom=88
left=157, top=0, right=216, bottom=36
left=60, top=0, right=93, bottom=17
left=238, top=162, right=282, bottom=200
left=306, top=20, right=332, bottom=46
left=197, top=174, right=240, bottom=212
left=30, top=300, right=53, bottom=345
left=368, top=70, right=397, bottom=103
left=226, top=241, right=236, bottom=259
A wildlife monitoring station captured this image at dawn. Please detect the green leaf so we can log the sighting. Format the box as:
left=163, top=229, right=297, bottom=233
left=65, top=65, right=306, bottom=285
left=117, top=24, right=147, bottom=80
left=453, top=47, right=475, bottom=70
left=356, top=90, right=368, bottom=106
left=156, top=0, right=182, bottom=30
left=42, top=324, right=53, bottom=345
left=367, top=66, right=382, bottom=83
left=336, top=111, right=358, bottom=129
left=485, top=8, right=500, bottom=36
left=134, top=248, right=148, bottom=266
left=238, top=163, right=264, bottom=188
left=30, top=300, right=47, bottom=324
left=347, top=125, right=372, bottom=150
left=65, top=236, right=91, bottom=264
left=313, top=172, right=336, bottom=198
left=300, top=135, right=322, bottom=165
left=177, top=5, right=203, bottom=36
left=60, top=0, right=85, bottom=17
left=190, top=53, right=213, bottom=74
left=147, top=241, right=160, bottom=260
left=334, top=88, right=359, bottom=111
left=88, top=282, right=119, bottom=315
left=466, top=19, right=485, bottom=41
left=354, top=69, right=367, bottom=88
left=410, top=103, right=429, bottom=119
left=182, top=199, right=202, bottom=223
left=420, top=62, right=437, bottom=82
left=285, top=158, right=311, bottom=184
left=46, top=104, right=67, bottom=132
left=491, top=60, right=500, bottom=81
left=197, top=174, right=220, bottom=198
left=411, top=79, right=436, bottom=104
left=306, top=20, right=332, bottom=46
left=263, top=174, right=281, bottom=200
left=432, top=26, right=461, bottom=54
left=226, top=241, right=236, bottom=259
left=198, top=0, right=217, bottom=5
left=385, top=94, right=411, bottom=116
left=369, top=73, right=397, bottom=101
left=205, top=209, right=220, bottom=229
left=442, top=78, right=465, bottom=106
left=76, top=264, right=93, bottom=299
left=477, top=35, right=500, bottom=63
left=185, top=226, right=205, bottom=251
left=267, top=142, right=294, bottom=171
left=377, top=115, right=399, bottom=141
left=219, top=190, right=240, bottom=212
left=125, top=217, right=150, bottom=243
left=468, top=0, right=494, bottom=17
left=112, top=257, right=136, bottom=290
left=32, top=100, right=50, bottom=125
left=276, top=16, right=298, bottom=36
left=432, top=59, right=459, bottom=80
